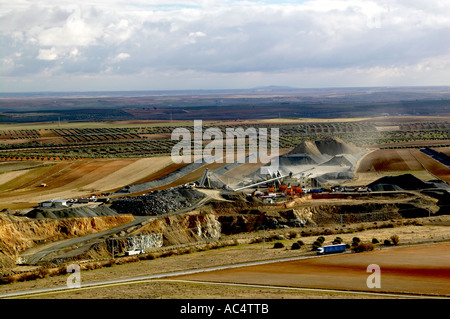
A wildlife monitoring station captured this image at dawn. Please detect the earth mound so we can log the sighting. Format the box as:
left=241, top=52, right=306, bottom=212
left=368, top=174, right=435, bottom=191
left=26, top=205, right=119, bottom=219
left=289, top=137, right=361, bottom=156
left=289, top=140, right=322, bottom=155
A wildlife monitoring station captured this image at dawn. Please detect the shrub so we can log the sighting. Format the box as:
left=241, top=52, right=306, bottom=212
left=311, top=241, right=322, bottom=251
left=273, top=242, right=284, bottom=249
left=300, top=230, right=312, bottom=237
left=356, top=225, right=366, bottom=232
left=250, top=237, right=263, bottom=244
left=351, top=243, right=374, bottom=253
left=291, top=242, right=301, bottom=250
left=287, top=231, right=298, bottom=239
left=332, top=237, right=343, bottom=244
left=316, top=236, right=325, bottom=243
left=352, top=237, right=361, bottom=244
left=296, top=240, right=305, bottom=246
left=390, top=235, right=400, bottom=245
left=380, top=223, right=395, bottom=229
left=372, top=238, right=379, bottom=244
left=384, top=239, right=391, bottom=246
left=313, top=240, right=322, bottom=247
left=139, top=253, right=156, bottom=260
left=161, top=250, right=176, bottom=257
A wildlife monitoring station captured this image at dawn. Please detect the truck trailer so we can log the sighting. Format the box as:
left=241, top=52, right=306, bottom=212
left=317, top=244, right=346, bottom=255
left=125, top=249, right=145, bottom=256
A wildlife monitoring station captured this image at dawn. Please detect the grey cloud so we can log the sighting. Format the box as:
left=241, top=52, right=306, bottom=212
left=1, top=0, right=450, bottom=91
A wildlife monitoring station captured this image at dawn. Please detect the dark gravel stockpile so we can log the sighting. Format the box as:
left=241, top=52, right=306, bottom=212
left=25, top=205, right=118, bottom=219
left=110, top=186, right=205, bottom=216
left=368, top=174, right=435, bottom=191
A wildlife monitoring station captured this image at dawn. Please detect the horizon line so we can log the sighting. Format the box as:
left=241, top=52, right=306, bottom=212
left=2, top=85, right=450, bottom=98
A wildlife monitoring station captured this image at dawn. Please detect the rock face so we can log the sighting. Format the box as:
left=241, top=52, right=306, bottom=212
left=207, top=192, right=440, bottom=235
left=110, top=186, right=205, bottom=216
left=128, top=212, right=221, bottom=246
left=0, top=214, right=134, bottom=270
left=125, top=234, right=164, bottom=251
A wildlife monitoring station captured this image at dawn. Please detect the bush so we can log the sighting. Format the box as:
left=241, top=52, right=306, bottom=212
left=372, top=238, right=379, bottom=244
left=332, top=237, right=343, bottom=244
left=287, top=231, right=298, bottom=239
left=316, top=236, right=325, bottom=244
left=273, top=242, right=284, bottom=249
left=390, top=235, right=400, bottom=245
left=300, top=230, right=312, bottom=237
left=351, top=243, right=374, bottom=253
left=384, top=239, right=391, bottom=246
left=139, top=253, right=156, bottom=260
left=296, top=240, right=305, bottom=246
left=291, top=242, right=302, bottom=250
left=250, top=237, right=263, bottom=244
left=352, top=237, right=361, bottom=244
left=311, top=241, right=322, bottom=251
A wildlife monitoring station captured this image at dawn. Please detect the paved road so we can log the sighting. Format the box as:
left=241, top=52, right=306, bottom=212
left=0, top=253, right=351, bottom=299
left=2, top=246, right=448, bottom=299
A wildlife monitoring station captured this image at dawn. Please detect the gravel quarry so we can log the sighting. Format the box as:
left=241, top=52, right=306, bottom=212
left=110, top=186, right=206, bottom=216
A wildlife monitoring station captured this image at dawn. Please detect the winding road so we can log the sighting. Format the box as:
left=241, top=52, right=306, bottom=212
left=19, top=192, right=213, bottom=265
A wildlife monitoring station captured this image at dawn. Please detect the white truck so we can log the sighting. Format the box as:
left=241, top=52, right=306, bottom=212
left=125, top=249, right=145, bottom=256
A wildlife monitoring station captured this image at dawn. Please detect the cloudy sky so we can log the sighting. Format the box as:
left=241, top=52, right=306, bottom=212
left=1, top=0, right=450, bottom=92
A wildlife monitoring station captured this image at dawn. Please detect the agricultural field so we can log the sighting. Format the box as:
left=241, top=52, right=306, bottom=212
left=1, top=116, right=449, bottom=209
left=354, top=147, right=450, bottom=184
left=1, top=117, right=449, bottom=161
left=0, top=157, right=174, bottom=210
left=174, top=242, right=450, bottom=297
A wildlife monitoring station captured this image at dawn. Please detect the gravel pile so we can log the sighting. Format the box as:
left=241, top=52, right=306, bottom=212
left=25, top=205, right=118, bottom=219
left=368, top=174, right=435, bottom=191
left=110, top=186, right=205, bottom=216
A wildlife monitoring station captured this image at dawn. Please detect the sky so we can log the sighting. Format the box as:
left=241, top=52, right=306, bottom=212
left=1, top=0, right=450, bottom=92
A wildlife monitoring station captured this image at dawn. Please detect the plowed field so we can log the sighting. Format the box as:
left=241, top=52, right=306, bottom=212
left=357, top=149, right=423, bottom=172
left=175, top=243, right=450, bottom=297
left=0, top=157, right=174, bottom=210
left=356, top=148, right=450, bottom=183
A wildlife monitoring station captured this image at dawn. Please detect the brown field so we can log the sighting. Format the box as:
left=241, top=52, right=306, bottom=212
left=442, top=147, right=450, bottom=156
left=0, top=157, right=174, bottom=210
left=174, top=243, right=450, bottom=297
left=355, top=147, right=450, bottom=183
left=411, top=149, right=450, bottom=183
left=2, top=219, right=449, bottom=299
left=357, top=149, right=424, bottom=172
